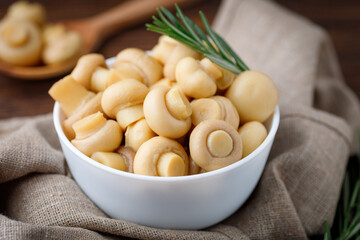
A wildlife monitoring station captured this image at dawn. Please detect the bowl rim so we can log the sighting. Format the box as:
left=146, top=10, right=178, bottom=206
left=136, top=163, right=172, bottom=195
left=53, top=101, right=280, bottom=182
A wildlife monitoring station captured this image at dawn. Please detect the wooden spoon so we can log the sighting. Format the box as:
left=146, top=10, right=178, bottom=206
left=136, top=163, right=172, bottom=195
left=0, top=0, right=199, bottom=80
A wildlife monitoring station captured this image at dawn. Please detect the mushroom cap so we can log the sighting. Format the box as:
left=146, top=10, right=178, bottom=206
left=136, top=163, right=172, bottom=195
left=151, top=35, right=178, bottom=64
left=189, top=119, right=243, bottom=171
left=164, top=44, right=201, bottom=80
left=71, top=53, right=106, bottom=89
left=71, top=113, right=122, bottom=157
left=133, top=136, right=189, bottom=176
left=110, top=63, right=144, bottom=84
left=125, top=118, right=156, bottom=151
left=114, top=48, right=163, bottom=86
left=42, top=30, right=82, bottom=65
left=175, top=57, right=217, bottom=98
left=63, top=92, right=103, bottom=140
left=190, top=98, right=222, bottom=126
left=149, top=78, right=176, bottom=90
left=225, top=70, right=279, bottom=122
left=101, top=78, right=149, bottom=119
left=143, top=86, right=191, bottom=138
left=211, top=96, right=240, bottom=129
left=5, top=1, right=46, bottom=27
left=238, top=121, right=267, bottom=158
left=42, top=24, right=66, bottom=44
left=0, top=19, right=41, bottom=66
left=91, top=152, right=127, bottom=171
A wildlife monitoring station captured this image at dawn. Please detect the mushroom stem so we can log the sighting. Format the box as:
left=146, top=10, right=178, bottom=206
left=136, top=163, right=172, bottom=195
left=72, top=112, right=106, bottom=139
left=116, top=104, right=144, bottom=130
left=165, top=86, right=192, bottom=120
left=48, top=75, right=95, bottom=117
left=157, top=152, right=185, bottom=177
left=90, top=66, right=110, bottom=92
left=207, top=130, right=233, bottom=158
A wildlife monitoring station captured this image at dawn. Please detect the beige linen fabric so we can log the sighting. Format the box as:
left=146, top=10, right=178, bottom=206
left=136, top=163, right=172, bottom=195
left=1, top=0, right=359, bottom=239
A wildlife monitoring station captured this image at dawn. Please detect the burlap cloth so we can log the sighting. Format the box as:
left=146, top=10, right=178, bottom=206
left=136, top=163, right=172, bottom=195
left=1, top=0, right=360, bottom=239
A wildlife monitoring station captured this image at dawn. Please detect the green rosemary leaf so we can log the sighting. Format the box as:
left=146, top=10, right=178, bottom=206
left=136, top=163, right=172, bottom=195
left=204, top=54, right=241, bottom=74
left=175, top=4, right=203, bottom=45
left=146, top=4, right=249, bottom=74
left=160, top=7, right=187, bottom=32
left=214, top=32, right=249, bottom=71
left=199, top=11, right=233, bottom=63
left=350, top=181, right=360, bottom=209
left=152, top=16, right=168, bottom=28
left=324, top=221, right=332, bottom=240
left=183, top=15, right=218, bottom=54
left=146, top=24, right=193, bottom=47
left=345, top=223, right=360, bottom=240
left=156, top=8, right=198, bottom=46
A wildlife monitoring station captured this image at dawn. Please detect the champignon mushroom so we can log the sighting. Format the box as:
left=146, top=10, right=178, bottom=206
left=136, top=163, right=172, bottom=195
left=110, top=63, right=144, bottom=83
left=238, top=121, right=267, bottom=158
left=152, top=35, right=201, bottom=80
left=116, top=146, right=136, bottom=173
left=42, top=25, right=82, bottom=66
left=71, top=53, right=107, bottom=89
left=190, top=98, right=221, bottom=126
left=151, top=35, right=178, bottom=64
left=113, top=48, right=162, bottom=86
left=5, top=1, right=46, bottom=27
left=175, top=57, right=217, bottom=98
left=211, top=96, right=240, bottom=129
left=149, top=78, right=176, bottom=90
left=48, top=75, right=95, bottom=117
left=125, top=118, right=156, bottom=151
left=200, top=58, right=235, bottom=90
left=0, top=19, right=41, bottom=66
left=143, top=86, right=192, bottom=138
left=101, top=78, right=149, bottom=130
left=71, top=112, right=122, bottom=157
left=189, top=119, right=242, bottom=171
left=91, top=152, right=127, bottom=171
left=89, top=66, right=137, bottom=93
left=190, top=96, right=240, bottom=129
left=225, top=70, right=279, bottom=122
left=63, top=92, right=103, bottom=140
left=133, top=136, right=189, bottom=176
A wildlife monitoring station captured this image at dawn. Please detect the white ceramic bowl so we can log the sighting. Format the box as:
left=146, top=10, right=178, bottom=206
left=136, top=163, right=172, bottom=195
left=53, top=103, right=279, bottom=230
left=53, top=57, right=280, bottom=229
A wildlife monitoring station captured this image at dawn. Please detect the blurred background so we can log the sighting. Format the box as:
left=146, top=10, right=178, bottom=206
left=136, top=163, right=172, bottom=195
left=0, top=0, right=359, bottom=118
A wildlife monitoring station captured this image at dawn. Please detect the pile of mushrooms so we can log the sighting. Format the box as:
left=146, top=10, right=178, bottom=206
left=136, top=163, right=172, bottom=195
left=49, top=35, right=279, bottom=177
left=0, top=1, right=82, bottom=66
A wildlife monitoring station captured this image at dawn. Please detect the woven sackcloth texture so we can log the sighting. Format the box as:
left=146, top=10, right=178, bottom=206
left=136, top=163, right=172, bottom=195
left=1, top=0, right=360, bottom=239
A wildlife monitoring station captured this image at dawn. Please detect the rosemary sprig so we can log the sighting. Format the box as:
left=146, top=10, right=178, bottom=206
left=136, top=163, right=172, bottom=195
left=320, top=131, right=360, bottom=240
left=146, top=4, right=249, bottom=74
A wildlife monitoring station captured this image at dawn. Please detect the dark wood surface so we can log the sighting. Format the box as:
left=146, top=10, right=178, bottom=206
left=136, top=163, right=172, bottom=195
left=0, top=0, right=359, bottom=119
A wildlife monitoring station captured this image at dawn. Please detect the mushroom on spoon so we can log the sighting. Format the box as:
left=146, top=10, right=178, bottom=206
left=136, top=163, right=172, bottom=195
left=0, top=0, right=198, bottom=80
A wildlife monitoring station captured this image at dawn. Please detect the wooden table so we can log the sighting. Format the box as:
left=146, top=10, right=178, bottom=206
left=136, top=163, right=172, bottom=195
left=0, top=0, right=359, bottom=119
